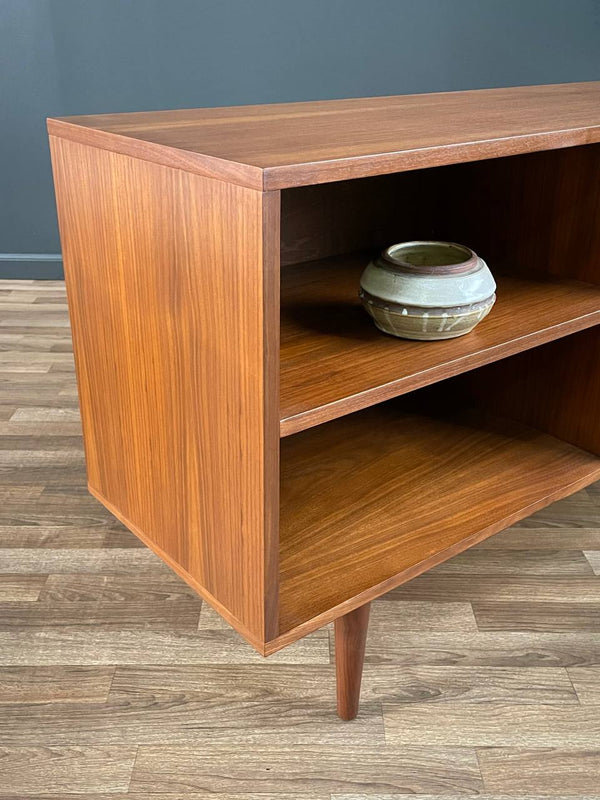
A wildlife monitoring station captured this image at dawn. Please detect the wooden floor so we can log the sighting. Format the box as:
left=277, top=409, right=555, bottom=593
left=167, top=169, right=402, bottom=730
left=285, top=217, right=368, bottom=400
left=1, top=279, right=599, bottom=798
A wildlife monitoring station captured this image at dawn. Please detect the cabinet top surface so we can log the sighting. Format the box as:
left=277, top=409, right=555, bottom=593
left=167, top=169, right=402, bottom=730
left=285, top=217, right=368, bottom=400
left=48, top=82, right=600, bottom=190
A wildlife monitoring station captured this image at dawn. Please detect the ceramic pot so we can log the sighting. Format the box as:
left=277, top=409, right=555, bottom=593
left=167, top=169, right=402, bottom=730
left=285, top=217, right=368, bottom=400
left=359, top=240, right=496, bottom=341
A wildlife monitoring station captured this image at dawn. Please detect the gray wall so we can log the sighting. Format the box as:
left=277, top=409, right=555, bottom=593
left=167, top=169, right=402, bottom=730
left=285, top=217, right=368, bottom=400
left=2, top=0, right=599, bottom=278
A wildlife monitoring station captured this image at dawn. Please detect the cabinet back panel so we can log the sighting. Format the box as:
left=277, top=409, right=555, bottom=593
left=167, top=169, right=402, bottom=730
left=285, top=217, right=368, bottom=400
left=281, top=144, right=600, bottom=285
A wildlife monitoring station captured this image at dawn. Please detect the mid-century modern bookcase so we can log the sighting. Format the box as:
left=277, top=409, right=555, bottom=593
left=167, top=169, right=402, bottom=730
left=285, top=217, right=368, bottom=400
left=48, top=82, right=600, bottom=719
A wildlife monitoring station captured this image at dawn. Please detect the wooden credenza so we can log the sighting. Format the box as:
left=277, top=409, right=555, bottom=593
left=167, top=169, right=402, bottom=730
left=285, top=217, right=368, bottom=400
left=48, top=82, right=600, bottom=719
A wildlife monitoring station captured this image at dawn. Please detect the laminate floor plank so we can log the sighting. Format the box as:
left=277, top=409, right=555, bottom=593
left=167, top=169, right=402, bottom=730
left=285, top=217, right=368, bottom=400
left=477, top=748, right=600, bottom=795
left=363, top=630, right=600, bottom=667
left=0, top=335, right=72, bottom=353
left=0, top=365, right=51, bottom=374
left=0, top=600, right=202, bottom=631
left=0, top=421, right=84, bottom=436
left=0, top=303, right=69, bottom=314
left=0, top=435, right=83, bottom=450
left=110, top=663, right=337, bottom=702
left=0, top=406, right=16, bottom=420
left=583, top=550, right=600, bottom=574
left=0, top=505, right=126, bottom=529
left=1, top=279, right=599, bottom=797
left=0, top=316, right=70, bottom=330
left=0, top=698, right=384, bottom=747
left=359, top=665, right=578, bottom=705
left=0, top=548, right=169, bottom=574
left=387, top=575, right=600, bottom=602
left=383, top=703, right=600, bottom=746
left=0, top=485, right=44, bottom=502
left=10, top=407, right=80, bottom=422
left=0, top=327, right=76, bottom=337
left=0, top=666, right=114, bottom=703
left=476, top=527, right=600, bottom=549
left=432, top=549, right=595, bottom=575
left=0, top=746, right=136, bottom=794
left=0, top=352, right=73, bottom=365
left=362, top=599, right=478, bottom=631
left=0, top=390, right=75, bottom=408
left=40, top=574, right=200, bottom=602
left=473, top=601, right=600, bottom=631
left=0, top=627, right=330, bottom=666
left=108, top=663, right=577, bottom=706
left=0, top=575, right=46, bottom=601
left=331, top=796, right=600, bottom=800
left=0, top=796, right=329, bottom=800
left=0, top=526, right=140, bottom=549
left=567, top=666, right=600, bottom=704
left=511, top=491, right=599, bottom=527
left=130, top=745, right=483, bottom=794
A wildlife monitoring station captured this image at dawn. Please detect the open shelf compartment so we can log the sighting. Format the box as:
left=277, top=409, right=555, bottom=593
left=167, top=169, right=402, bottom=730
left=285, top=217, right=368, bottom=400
left=276, top=143, right=600, bottom=641
left=280, top=253, right=600, bottom=435
left=278, top=382, right=600, bottom=635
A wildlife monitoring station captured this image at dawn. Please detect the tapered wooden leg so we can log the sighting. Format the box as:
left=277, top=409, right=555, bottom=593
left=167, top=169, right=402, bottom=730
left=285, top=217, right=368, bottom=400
left=334, top=602, right=371, bottom=720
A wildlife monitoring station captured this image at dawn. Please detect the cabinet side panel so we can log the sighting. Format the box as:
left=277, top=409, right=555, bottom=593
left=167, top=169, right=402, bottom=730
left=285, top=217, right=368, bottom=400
left=49, top=135, right=278, bottom=645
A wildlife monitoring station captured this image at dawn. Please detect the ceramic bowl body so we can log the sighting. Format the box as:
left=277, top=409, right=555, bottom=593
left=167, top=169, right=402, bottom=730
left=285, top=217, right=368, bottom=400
left=359, top=241, right=496, bottom=340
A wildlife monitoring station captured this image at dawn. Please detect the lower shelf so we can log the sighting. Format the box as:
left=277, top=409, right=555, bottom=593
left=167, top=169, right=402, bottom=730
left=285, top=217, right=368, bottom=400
left=278, top=399, right=600, bottom=635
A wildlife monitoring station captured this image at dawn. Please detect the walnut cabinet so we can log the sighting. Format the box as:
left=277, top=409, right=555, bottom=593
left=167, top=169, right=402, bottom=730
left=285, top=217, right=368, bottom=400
left=48, top=82, right=600, bottom=718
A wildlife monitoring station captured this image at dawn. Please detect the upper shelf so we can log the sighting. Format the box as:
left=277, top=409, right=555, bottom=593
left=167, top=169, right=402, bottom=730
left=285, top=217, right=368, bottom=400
left=47, top=82, right=600, bottom=190
left=280, top=254, right=600, bottom=436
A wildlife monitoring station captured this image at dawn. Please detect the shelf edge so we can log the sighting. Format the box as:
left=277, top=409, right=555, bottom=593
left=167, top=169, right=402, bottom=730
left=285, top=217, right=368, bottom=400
left=268, top=462, right=600, bottom=654
left=280, top=310, right=600, bottom=437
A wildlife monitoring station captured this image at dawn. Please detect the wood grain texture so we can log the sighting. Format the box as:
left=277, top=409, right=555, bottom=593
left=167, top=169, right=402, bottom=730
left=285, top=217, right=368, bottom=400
left=438, top=143, right=600, bottom=285
left=390, top=574, right=600, bottom=602
left=473, top=602, right=600, bottom=632
left=109, top=664, right=578, bottom=706
left=277, top=400, right=600, bottom=637
left=584, top=550, right=600, bottom=575
left=384, top=702, right=600, bottom=746
left=48, top=82, right=600, bottom=189
left=368, top=599, right=477, bottom=631
left=280, top=142, right=600, bottom=275
left=49, top=136, right=279, bottom=648
left=0, top=746, right=136, bottom=794
left=279, top=256, right=600, bottom=435
left=0, top=548, right=167, bottom=574
left=0, top=698, right=383, bottom=748
left=457, top=328, right=600, bottom=457
left=39, top=573, right=197, bottom=603
left=335, top=603, right=370, bottom=720
left=0, top=666, right=114, bottom=703
left=46, top=79, right=600, bottom=723
left=0, top=600, right=201, bottom=631
left=0, top=575, right=46, bottom=601
left=0, top=293, right=599, bottom=796
left=513, top=490, right=600, bottom=528
left=359, top=665, right=579, bottom=705
left=432, top=549, right=594, bottom=575
left=567, top=666, right=600, bottom=704
left=280, top=171, right=434, bottom=266
left=364, top=630, right=600, bottom=668
left=129, top=745, right=483, bottom=794
left=0, top=628, right=329, bottom=668
left=109, top=663, right=337, bottom=702
left=475, top=527, right=600, bottom=549
left=477, top=748, right=600, bottom=794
